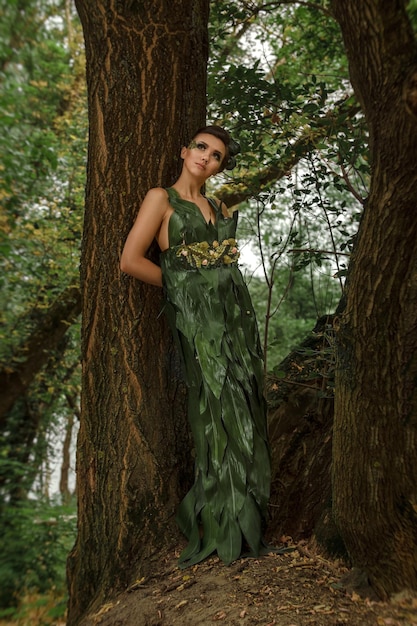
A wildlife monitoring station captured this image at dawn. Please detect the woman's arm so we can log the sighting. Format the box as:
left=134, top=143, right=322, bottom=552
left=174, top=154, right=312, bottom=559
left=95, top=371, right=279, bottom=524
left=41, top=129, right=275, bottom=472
left=120, top=187, right=169, bottom=287
left=213, top=196, right=231, bottom=219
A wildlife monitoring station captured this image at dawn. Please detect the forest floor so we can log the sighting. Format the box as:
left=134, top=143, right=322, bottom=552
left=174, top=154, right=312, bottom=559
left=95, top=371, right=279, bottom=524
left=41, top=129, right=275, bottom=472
left=80, top=540, right=417, bottom=626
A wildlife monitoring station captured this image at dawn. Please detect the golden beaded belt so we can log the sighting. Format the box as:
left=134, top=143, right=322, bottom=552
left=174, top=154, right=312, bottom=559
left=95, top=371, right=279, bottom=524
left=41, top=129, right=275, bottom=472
left=175, top=238, right=240, bottom=268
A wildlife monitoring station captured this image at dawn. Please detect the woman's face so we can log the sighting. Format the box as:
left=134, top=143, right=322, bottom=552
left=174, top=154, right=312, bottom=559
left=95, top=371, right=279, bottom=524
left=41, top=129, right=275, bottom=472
left=181, top=133, right=227, bottom=178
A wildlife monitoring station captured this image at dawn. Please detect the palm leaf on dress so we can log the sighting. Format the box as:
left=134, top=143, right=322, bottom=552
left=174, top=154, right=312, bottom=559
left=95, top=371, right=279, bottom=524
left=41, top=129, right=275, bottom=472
left=204, top=391, right=228, bottom=471
left=219, top=448, right=246, bottom=517
left=217, top=515, right=242, bottom=565
left=194, top=328, right=226, bottom=399
left=238, top=492, right=262, bottom=555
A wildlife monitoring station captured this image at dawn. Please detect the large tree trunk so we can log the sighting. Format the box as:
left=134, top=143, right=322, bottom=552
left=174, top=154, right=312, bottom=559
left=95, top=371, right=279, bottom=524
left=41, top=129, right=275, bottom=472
left=67, top=2, right=209, bottom=624
left=330, top=0, right=417, bottom=598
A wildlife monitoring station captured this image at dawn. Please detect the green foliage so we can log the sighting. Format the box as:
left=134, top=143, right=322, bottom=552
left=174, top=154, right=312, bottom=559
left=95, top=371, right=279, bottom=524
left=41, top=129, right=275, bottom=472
left=207, top=1, right=369, bottom=371
left=0, top=3, right=82, bottom=610
left=244, top=262, right=339, bottom=370
left=0, top=498, right=76, bottom=610
left=0, top=0, right=86, bottom=290
left=0, top=0, right=84, bottom=467
left=0, top=323, right=80, bottom=501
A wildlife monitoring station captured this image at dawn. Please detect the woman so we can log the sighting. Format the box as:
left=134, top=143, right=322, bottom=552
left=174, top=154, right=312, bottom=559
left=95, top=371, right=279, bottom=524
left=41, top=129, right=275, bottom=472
left=120, top=125, right=271, bottom=567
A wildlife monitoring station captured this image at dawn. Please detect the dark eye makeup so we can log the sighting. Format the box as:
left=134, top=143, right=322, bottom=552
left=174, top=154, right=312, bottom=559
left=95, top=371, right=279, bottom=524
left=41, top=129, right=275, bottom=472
left=189, top=140, right=223, bottom=162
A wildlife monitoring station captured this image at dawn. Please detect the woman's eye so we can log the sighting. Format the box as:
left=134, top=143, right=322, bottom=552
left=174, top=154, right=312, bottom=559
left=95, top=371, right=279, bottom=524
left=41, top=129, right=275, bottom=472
left=191, top=141, right=222, bottom=161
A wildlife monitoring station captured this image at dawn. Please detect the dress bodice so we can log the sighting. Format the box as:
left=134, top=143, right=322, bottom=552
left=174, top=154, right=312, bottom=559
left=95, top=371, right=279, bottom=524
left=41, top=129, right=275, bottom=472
left=166, top=187, right=237, bottom=247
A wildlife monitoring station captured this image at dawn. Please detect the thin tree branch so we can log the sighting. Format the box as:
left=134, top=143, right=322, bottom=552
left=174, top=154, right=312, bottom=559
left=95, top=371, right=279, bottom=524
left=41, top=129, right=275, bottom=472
left=288, top=247, right=351, bottom=256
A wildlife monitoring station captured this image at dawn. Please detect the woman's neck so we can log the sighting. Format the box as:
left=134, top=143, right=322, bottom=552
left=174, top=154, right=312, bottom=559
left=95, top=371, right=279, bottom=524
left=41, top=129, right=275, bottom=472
left=172, top=171, right=205, bottom=200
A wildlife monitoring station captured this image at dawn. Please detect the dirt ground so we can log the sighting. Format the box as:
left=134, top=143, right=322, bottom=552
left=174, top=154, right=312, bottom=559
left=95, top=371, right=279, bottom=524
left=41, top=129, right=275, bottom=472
left=83, top=541, right=417, bottom=626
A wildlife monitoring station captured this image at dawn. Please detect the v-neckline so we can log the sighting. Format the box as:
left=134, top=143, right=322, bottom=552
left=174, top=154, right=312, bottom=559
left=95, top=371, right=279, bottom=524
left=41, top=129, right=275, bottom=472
left=170, top=187, right=217, bottom=226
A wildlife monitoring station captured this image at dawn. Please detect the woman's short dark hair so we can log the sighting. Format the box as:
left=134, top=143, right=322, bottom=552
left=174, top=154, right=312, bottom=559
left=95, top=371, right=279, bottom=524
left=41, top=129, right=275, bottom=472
left=191, top=125, right=239, bottom=172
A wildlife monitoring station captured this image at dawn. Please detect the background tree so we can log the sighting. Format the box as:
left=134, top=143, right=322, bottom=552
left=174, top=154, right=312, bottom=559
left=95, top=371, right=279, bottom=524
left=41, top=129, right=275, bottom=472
left=66, top=1, right=210, bottom=623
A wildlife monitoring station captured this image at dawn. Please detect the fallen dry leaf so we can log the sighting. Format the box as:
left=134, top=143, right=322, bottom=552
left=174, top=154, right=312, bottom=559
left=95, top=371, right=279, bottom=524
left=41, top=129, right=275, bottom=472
left=213, top=610, right=227, bottom=620
left=175, top=600, right=188, bottom=609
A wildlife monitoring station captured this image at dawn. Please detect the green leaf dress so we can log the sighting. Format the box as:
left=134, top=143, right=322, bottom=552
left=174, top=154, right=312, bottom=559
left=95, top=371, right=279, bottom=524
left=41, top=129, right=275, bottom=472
left=160, top=187, right=271, bottom=568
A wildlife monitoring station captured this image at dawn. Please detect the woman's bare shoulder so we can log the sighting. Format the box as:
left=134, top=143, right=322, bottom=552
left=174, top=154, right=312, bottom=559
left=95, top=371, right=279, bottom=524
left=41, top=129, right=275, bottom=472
left=143, top=186, right=169, bottom=203
left=139, top=187, right=171, bottom=216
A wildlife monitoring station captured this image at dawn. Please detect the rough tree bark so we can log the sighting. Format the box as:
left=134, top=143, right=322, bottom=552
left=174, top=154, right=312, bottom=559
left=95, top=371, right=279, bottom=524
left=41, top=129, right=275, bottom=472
left=66, top=2, right=209, bottom=624
left=330, top=0, right=417, bottom=597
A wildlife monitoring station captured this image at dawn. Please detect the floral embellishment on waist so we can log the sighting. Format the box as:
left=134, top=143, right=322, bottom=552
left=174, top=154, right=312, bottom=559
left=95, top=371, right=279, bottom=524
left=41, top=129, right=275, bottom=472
left=175, top=238, right=240, bottom=268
